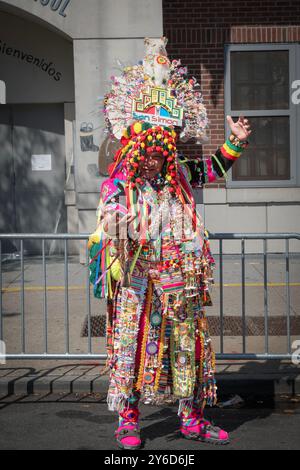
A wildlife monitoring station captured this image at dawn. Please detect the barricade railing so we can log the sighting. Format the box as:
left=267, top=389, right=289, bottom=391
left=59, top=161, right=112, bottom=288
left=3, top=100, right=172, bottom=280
left=0, top=233, right=299, bottom=361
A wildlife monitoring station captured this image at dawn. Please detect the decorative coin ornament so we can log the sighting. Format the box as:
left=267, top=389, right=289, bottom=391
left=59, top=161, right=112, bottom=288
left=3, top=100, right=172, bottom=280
left=179, top=324, right=189, bottom=335
left=150, top=312, right=162, bottom=326
left=121, top=337, right=130, bottom=347
left=178, top=353, right=187, bottom=366
left=144, top=372, right=154, bottom=384
left=146, top=342, right=159, bottom=356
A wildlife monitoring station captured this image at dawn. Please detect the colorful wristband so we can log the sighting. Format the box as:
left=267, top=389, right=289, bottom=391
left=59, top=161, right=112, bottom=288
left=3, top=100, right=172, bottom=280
left=226, top=139, right=245, bottom=153
left=221, top=136, right=247, bottom=160
left=224, top=141, right=242, bottom=158
left=220, top=144, right=238, bottom=160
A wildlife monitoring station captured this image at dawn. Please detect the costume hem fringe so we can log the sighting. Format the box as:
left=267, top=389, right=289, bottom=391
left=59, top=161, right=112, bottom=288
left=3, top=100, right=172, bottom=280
left=107, top=392, right=210, bottom=413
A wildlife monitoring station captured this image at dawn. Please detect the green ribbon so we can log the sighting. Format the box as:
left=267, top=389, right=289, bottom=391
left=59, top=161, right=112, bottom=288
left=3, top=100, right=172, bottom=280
left=211, top=153, right=228, bottom=180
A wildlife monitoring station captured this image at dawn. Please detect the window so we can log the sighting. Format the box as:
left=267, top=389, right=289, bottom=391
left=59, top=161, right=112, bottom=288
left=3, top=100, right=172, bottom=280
left=225, top=44, right=298, bottom=188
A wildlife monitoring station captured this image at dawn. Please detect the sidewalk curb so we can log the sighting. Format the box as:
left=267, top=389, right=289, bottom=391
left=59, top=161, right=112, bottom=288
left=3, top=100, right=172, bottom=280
left=0, top=373, right=299, bottom=397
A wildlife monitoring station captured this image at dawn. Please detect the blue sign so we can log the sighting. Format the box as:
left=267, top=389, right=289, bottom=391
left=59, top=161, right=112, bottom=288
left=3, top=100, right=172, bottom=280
left=33, top=0, right=71, bottom=18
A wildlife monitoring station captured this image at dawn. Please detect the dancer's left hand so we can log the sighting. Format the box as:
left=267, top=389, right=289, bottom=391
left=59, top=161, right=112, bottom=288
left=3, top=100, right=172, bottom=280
left=226, top=115, right=252, bottom=141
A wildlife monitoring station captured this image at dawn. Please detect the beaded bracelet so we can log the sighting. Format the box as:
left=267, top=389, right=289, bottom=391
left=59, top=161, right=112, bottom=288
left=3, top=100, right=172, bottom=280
left=229, top=133, right=249, bottom=149
left=221, top=133, right=248, bottom=160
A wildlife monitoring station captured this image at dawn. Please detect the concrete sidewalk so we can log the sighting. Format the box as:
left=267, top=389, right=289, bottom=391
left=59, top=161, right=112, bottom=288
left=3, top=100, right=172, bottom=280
left=0, top=360, right=299, bottom=398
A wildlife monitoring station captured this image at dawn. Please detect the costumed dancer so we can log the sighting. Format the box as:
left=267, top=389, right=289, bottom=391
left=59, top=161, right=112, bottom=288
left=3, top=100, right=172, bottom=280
left=89, top=37, right=252, bottom=450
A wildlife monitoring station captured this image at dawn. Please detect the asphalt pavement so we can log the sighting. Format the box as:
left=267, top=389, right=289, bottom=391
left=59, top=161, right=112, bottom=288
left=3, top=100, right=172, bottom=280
left=0, top=393, right=299, bottom=450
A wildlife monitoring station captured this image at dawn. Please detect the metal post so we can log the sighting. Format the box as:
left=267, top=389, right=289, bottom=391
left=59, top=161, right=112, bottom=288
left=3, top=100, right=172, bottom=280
left=285, top=239, right=291, bottom=354
left=42, top=240, right=48, bottom=354
left=20, top=239, right=25, bottom=353
left=0, top=240, right=2, bottom=341
left=219, top=239, right=224, bottom=354
left=64, top=239, right=70, bottom=354
left=263, top=239, right=269, bottom=354
left=241, top=238, right=246, bottom=354
left=86, top=241, right=92, bottom=354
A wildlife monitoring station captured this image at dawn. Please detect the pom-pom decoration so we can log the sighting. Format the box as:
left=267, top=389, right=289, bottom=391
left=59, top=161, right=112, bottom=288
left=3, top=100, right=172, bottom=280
left=109, top=121, right=179, bottom=194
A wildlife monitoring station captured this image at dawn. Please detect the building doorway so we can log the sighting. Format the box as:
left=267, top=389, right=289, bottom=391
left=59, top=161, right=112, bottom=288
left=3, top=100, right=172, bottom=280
left=0, top=103, right=67, bottom=254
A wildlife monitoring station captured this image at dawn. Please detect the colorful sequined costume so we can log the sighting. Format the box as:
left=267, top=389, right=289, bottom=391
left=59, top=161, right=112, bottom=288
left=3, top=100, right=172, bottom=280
left=89, top=124, right=247, bottom=414
left=89, top=38, right=249, bottom=418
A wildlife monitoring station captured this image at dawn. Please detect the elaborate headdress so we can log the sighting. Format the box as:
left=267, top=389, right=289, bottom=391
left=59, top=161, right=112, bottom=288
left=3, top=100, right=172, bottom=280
left=103, top=37, right=209, bottom=146
left=91, top=39, right=208, bottom=296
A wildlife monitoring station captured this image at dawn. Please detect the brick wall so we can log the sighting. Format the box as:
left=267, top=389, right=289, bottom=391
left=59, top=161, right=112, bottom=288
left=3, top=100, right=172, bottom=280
left=163, top=0, right=300, bottom=187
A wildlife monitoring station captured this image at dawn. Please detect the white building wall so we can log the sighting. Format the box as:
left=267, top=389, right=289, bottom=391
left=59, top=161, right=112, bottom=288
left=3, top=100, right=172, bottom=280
left=0, top=0, right=163, bottom=39
left=204, top=188, right=300, bottom=253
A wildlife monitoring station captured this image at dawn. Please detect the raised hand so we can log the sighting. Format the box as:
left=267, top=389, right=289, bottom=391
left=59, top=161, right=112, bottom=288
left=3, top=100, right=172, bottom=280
left=226, top=115, right=252, bottom=141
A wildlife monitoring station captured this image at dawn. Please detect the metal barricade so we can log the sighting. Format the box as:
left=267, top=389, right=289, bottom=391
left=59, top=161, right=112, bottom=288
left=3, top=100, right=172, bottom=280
left=209, top=233, right=300, bottom=360
left=0, top=233, right=299, bottom=361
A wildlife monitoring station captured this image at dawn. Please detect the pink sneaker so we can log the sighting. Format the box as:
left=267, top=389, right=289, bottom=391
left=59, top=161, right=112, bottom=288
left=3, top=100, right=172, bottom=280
left=115, top=408, right=141, bottom=450
left=180, top=410, right=230, bottom=445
